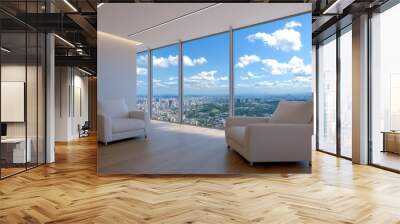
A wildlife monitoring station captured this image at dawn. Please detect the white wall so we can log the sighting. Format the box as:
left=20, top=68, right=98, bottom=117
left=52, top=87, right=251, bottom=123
left=97, top=32, right=137, bottom=110
left=55, top=67, right=89, bottom=141
left=72, top=74, right=89, bottom=138
left=55, top=67, right=70, bottom=141
left=1, top=65, right=35, bottom=137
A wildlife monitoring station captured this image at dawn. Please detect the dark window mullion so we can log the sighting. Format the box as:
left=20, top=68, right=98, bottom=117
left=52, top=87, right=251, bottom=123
left=336, top=27, right=341, bottom=157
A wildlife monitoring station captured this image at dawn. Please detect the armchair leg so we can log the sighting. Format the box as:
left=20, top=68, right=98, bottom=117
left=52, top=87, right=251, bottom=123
left=144, top=135, right=148, bottom=139
left=309, top=161, right=312, bottom=167
left=227, top=145, right=230, bottom=149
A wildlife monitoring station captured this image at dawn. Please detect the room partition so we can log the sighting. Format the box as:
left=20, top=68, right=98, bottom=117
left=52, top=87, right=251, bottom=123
left=0, top=1, right=46, bottom=179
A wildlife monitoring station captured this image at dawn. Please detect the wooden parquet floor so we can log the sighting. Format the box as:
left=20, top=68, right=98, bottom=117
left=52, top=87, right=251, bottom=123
left=98, top=122, right=311, bottom=174
left=1, top=134, right=400, bottom=223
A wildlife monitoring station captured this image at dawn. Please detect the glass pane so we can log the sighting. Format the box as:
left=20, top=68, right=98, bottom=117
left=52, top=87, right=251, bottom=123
left=136, top=52, right=148, bottom=112
left=183, top=33, right=229, bottom=129
left=151, top=45, right=179, bottom=122
left=371, top=4, right=400, bottom=171
left=234, top=13, right=313, bottom=117
left=1, top=31, right=27, bottom=177
left=340, top=28, right=352, bottom=158
left=318, top=36, right=337, bottom=154
left=38, top=33, right=46, bottom=164
left=27, top=31, right=38, bottom=168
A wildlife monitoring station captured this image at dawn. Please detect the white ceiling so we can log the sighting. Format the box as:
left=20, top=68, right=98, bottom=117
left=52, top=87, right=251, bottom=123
left=98, top=3, right=311, bottom=52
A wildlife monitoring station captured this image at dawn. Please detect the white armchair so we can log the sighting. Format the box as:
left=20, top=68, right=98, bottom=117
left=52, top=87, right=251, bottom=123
left=225, top=100, right=313, bottom=166
left=98, top=99, right=149, bottom=145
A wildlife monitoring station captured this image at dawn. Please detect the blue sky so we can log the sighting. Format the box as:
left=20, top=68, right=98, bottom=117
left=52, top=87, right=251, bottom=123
left=137, top=13, right=312, bottom=96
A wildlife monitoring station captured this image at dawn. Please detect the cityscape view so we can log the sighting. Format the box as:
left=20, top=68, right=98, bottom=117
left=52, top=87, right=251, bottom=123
left=137, top=93, right=312, bottom=129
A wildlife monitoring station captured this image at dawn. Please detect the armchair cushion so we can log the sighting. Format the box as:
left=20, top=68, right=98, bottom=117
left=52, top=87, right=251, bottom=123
left=225, top=117, right=268, bottom=128
left=99, top=99, right=129, bottom=118
left=112, top=118, right=146, bottom=133
left=269, top=100, right=313, bottom=124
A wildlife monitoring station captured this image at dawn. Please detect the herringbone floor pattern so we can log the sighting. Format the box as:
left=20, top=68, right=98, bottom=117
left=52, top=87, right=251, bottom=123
left=1, top=135, right=400, bottom=223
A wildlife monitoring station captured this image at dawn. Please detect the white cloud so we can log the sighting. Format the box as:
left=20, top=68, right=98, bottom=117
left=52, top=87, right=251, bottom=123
left=255, top=80, right=275, bottom=87
left=168, top=76, right=177, bottom=81
left=137, top=80, right=145, bottom=86
left=251, top=76, right=311, bottom=90
left=137, top=55, right=147, bottom=65
left=190, top=70, right=217, bottom=81
left=273, top=76, right=312, bottom=89
left=284, top=21, right=302, bottom=29
left=152, top=55, right=207, bottom=68
left=240, top=72, right=263, bottom=80
left=235, top=54, right=261, bottom=68
left=153, top=78, right=177, bottom=88
left=237, top=83, right=251, bottom=88
left=247, top=28, right=302, bottom=52
left=152, top=55, right=178, bottom=68
left=153, top=79, right=165, bottom=87
left=164, top=81, right=177, bottom=85
left=184, top=70, right=227, bottom=89
left=261, top=56, right=311, bottom=75
left=183, top=56, right=207, bottom=66
left=136, top=67, right=147, bottom=76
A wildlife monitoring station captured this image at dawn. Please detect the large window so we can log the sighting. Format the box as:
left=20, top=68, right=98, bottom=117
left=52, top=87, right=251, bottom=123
left=317, top=36, right=337, bottom=154
left=370, top=3, right=400, bottom=171
left=234, top=13, right=312, bottom=117
left=183, top=33, right=229, bottom=129
left=151, top=44, right=179, bottom=122
left=136, top=51, right=148, bottom=111
left=339, top=27, right=352, bottom=158
left=136, top=13, right=312, bottom=129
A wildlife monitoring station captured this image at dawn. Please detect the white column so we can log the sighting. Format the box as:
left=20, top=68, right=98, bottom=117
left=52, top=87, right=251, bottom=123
left=46, top=32, right=55, bottom=163
left=352, top=14, right=369, bottom=164
left=312, top=45, right=317, bottom=150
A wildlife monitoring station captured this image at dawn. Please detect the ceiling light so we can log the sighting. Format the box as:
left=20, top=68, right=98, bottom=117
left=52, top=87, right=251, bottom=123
left=128, top=3, right=221, bottom=38
left=97, top=3, right=104, bottom=8
left=63, top=0, right=78, bottom=12
left=54, top=34, right=75, bottom=48
left=1, top=47, right=11, bottom=53
left=78, top=67, right=92, bottom=76
left=98, top=31, right=142, bottom=46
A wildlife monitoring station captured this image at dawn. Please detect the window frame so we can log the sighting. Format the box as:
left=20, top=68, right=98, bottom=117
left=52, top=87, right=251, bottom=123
left=136, top=11, right=313, bottom=129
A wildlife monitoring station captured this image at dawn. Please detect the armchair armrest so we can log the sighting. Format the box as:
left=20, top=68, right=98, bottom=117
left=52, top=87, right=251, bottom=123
left=97, top=114, right=112, bottom=144
left=245, top=123, right=313, bottom=161
left=128, top=110, right=148, bottom=121
left=225, top=116, right=268, bottom=128
left=129, top=110, right=150, bottom=133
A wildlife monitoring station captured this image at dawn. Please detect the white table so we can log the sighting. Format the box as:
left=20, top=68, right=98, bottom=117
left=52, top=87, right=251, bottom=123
left=1, top=138, right=31, bottom=163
